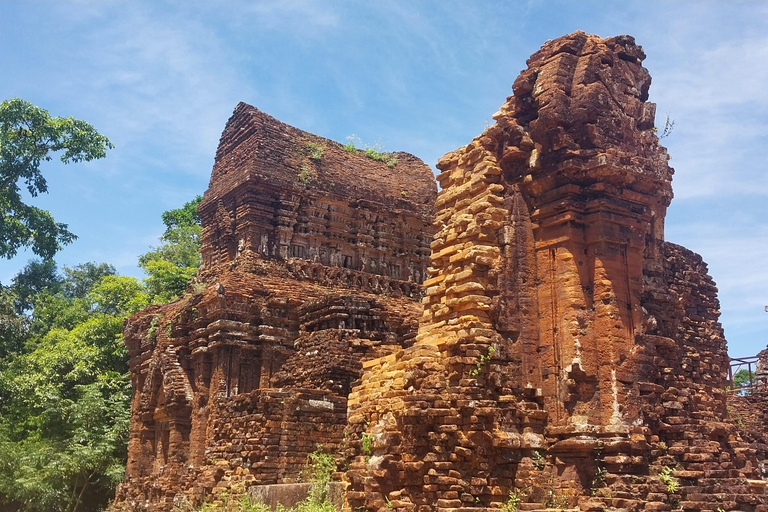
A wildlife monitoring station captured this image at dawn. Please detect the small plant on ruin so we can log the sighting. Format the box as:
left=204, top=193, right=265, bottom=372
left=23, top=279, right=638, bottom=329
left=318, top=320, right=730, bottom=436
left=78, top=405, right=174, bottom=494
left=302, top=449, right=336, bottom=507
left=400, top=190, right=406, bottom=197
left=469, top=346, right=495, bottom=377
left=384, top=496, right=394, bottom=509
left=542, top=485, right=569, bottom=510
left=298, top=165, right=317, bottom=184
left=363, top=146, right=397, bottom=167
left=659, top=466, right=680, bottom=493
left=361, top=432, right=374, bottom=456
left=343, top=134, right=359, bottom=153
left=590, top=465, right=607, bottom=495
left=147, top=314, right=162, bottom=344
left=306, top=450, right=335, bottom=486
left=653, top=113, right=675, bottom=139
left=500, top=488, right=526, bottom=512
left=306, top=141, right=325, bottom=161
left=658, top=440, right=668, bottom=452
left=191, top=307, right=199, bottom=321
left=234, top=496, right=272, bottom=512
left=531, top=450, right=546, bottom=471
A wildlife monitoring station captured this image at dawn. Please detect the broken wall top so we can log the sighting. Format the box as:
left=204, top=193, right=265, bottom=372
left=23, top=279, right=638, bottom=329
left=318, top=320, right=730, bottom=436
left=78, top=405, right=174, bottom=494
left=204, top=102, right=436, bottom=217
left=444, top=31, right=673, bottom=203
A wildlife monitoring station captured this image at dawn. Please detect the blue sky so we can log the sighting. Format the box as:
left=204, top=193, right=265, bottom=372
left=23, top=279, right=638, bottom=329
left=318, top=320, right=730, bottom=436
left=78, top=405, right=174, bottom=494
left=0, top=1, right=766, bottom=358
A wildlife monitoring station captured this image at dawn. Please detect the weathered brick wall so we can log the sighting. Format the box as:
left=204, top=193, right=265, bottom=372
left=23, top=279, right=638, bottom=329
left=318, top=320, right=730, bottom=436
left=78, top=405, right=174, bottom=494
left=729, top=390, right=768, bottom=482
left=206, top=390, right=347, bottom=485
left=113, top=32, right=768, bottom=512
left=111, top=104, right=435, bottom=511
left=343, top=32, right=768, bottom=512
left=198, top=103, right=434, bottom=286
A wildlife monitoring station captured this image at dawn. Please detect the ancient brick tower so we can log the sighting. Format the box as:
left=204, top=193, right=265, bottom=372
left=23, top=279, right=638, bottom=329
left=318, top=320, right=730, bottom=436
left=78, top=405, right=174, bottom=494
left=113, top=32, right=768, bottom=512
left=112, top=103, right=437, bottom=510
left=344, top=32, right=768, bottom=512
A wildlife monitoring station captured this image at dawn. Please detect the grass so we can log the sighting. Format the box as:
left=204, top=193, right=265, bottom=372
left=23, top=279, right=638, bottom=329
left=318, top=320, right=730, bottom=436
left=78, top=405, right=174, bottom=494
left=500, top=488, right=526, bottom=512
left=342, top=135, right=397, bottom=166
left=183, top=449, right=337, bottom=512
left=298, top=166, right=316, bottom=184
left=306, top=142, right=324, bottom=161
left=363, top=147, right=398, bottom=167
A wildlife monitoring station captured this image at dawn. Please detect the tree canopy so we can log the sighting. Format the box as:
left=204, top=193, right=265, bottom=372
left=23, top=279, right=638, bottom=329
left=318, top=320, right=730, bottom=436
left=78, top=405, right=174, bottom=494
left=0, top=98, right=113, bottom=260
left=0, top=196, right=201, bottom=512
left=139, top=195, right=202, bottom=302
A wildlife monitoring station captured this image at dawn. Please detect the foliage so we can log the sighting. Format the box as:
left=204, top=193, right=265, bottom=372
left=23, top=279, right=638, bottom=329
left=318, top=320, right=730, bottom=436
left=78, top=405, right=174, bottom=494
left=342, top=136, right=397, bottom=166
left=659, top=466, right=680, bottom=493
left=531, top=449, right=545, bottom=471
left=139, top=196, right=202, bottom=302
left=298, top=165, right=316, bottom=185
left=89, top=275, right=148, bottom=316
left=0, top=286, right=27, bottom=359
left=362, top=146, right=397, bottom=168
left=147, top=314, right=161, bottom=344
left=306, top=142, right=324, bottom=161
left=361, top=432, right=373, bottom=455
left=653, top=113, right=675, bottom=139
left=0, top=196, right=201, bottom=512
left=160, top=195, right=202, bottom=235
left=543, top=488, right=569, bottom=510
left=141, top=259, right=198, bottom=304
left=0, top=98, right=113, bottom=260
left=10, top=259, right=61, bottom=313
left=500, top=488, right=526, bottom=512
left=733, top=369, right=755, bottom=394
left=0, top=269, right=138, bottom=511
left=303, top=449, right=335, bottom=507
left=62, top=262, right=115, bottom=300
left=190, top=450, right=337, bottom=512
left=590, top=465, right=607, bottom=495
left=469, top=346, right=495, bottom=377
left=342, top=134, right=358, bottom=153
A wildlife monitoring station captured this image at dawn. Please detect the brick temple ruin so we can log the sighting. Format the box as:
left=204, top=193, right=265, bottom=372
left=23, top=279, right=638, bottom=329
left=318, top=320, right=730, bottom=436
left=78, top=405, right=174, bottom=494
left=112, top=32, right=768, bottom=512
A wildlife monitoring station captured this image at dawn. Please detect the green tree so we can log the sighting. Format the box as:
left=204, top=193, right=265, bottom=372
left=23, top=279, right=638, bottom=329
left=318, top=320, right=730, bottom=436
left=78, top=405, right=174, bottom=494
left=733, top=368, right=755, bottom=395
left=0, top=98, right=113, bottom=260
left=139, top=195, right=202, bottom=302
left=62, top=262, right=115, bottom=300
left=0, top=272, right=142, bottom=512
left=10, top=259, right=62, bottom=314
left=0, top=196, right=201, bottom=511
left=0, top=287, right=26, bottom=359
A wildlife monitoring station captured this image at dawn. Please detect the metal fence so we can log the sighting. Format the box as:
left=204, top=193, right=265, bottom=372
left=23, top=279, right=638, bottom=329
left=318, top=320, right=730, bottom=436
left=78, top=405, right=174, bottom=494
left=728, top=355, right=761, bottom=394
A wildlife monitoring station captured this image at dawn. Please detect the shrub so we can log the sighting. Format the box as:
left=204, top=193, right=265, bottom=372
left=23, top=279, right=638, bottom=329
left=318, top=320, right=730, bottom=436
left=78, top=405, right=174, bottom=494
left=306, top=142, right=324, bottom=161
left=659, top=466, right=680, bottom=493
left=298, top=166, right=316, bottom=184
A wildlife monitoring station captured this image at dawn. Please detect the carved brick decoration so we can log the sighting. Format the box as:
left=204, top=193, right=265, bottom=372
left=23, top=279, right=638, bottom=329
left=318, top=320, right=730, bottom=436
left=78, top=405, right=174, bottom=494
left=343, top=32, right=768, bottom=512
left=113, top=32, right=768, bottom=512
left=111, top=105, right=436, bottom=510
